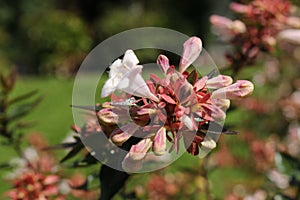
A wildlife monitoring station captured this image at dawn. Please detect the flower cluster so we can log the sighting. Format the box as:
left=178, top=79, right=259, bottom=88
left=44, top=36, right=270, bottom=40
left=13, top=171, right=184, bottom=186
left=99, top=36, right=254, bottom=171
left=210, top=0, right=300, bottom=72
left=6, top=146, right=65, bottom=200
left=5, top=134, right=90, bottom=200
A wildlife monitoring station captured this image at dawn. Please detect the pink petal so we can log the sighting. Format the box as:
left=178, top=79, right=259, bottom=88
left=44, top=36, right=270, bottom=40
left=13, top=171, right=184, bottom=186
left=211, top=80, right=254, bottom=99
left=152, top=127, right=167, bottom=155
left=179, top=37, right=202, bottom=73
left=157, top=54, right=170, bottom=74
left=206, top=75, right=233, bottom=89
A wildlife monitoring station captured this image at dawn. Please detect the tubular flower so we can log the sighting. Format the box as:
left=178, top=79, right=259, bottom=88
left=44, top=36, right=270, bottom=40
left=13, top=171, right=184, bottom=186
left=101, top=50, right=159, bottom=102
left=98, top=37, right=254, bottom=171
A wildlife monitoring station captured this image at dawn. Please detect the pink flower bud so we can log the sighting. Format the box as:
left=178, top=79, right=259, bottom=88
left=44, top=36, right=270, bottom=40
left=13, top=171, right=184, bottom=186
left=43, top=175, right=60, bottom=185
left=210, top=15, right=235, bottom=41
left=110, top=123, right=138, bottom=146
left=277, top=29, right=300, bottom=45
left=122, top=155, right=143, bottom=173
left=97, top=108, right=118, bottom=125
left=201, top=136, right=216, bottom=150
left=230, top=2, right=252, bottom=14
left=179, top=37, right=202, bottom=73
left=232, top=20, right=246, bottom=34
left=206, top=75, right=233, bottom=89
left=286, top=17, right=300, bottom=28
left=210, top=15, right=232, bottom=29
left=128, top=138, right=153, bottom=161
left=153, top=127, right=167, bottom=155
left=212, top=98, right=231, bottom=111
left=157, top=54, right=170, bottom=74
left=212, top=80, right=254, bottom=99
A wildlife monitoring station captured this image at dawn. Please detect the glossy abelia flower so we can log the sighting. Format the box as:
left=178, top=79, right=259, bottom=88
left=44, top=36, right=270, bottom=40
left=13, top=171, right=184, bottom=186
left=98, top=37, right=254, bottom=171
left=101, top=50, right=159, bottom=102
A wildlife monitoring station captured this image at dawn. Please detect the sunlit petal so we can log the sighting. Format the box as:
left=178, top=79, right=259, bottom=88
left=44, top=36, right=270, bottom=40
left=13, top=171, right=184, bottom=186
left=179, top=37, right=202, bottom=73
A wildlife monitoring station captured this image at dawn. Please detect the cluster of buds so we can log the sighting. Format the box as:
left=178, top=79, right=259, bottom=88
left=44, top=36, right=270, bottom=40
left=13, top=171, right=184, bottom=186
left=97, top=36, right=254, bottom=172
left=4, top=134, right=91, bottom=200
left=210, top=0, right=300, bottom=72
left=6, top=147, right=66, bottom=200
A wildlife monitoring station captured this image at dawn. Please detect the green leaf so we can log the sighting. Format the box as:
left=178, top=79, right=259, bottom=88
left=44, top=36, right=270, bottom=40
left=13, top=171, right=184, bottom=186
left=7, top=96, right=43, bottom=121
left=73, top=153, right=98, bottom=167
left=60, top=142, right=84, bottom=163
left=186, top=69, right=198, bottom=85
left=275, top=152, right=300, bottom=174
left=43, top=142, right=79, bottom=150
left=8, top=90, right=39, bottom=105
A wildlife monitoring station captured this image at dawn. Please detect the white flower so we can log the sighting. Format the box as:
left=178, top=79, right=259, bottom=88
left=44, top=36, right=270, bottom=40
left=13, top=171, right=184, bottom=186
left=101, top=50, right=159, bottom=102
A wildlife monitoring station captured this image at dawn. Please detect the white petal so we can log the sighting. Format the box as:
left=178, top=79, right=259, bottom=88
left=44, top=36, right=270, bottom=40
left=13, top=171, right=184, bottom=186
left=109, top=59, right=122, bottom=78
left=101, top=78, right=117, bottom=97
left=123, top=49, right=139, bottom=68
left=117, top=66, right=159, bottom=102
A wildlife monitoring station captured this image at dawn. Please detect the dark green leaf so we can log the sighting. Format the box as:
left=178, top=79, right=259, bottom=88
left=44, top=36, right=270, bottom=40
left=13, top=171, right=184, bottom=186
left=275, top=152, right=300, bottom=174
left=187, top=69, right=198, bottom=84
left=99, top=165, right=129, bottom=200
left=43, top=142, right=79, bottom=150
left=7, top=96, right=43, bottom=121
left=8, top=90, right=39, bottom=105
left=71, top=104, right=102, bottom=112
left=73, top=153, right=98, bottom=167
left=60, top=142, right=84, bottom=163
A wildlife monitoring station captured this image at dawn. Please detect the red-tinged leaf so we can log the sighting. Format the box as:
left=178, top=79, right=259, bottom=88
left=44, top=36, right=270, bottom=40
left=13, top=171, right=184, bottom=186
left=159, top=94, right=176, bottom=104
left=146, top=80, right=156, bottom=94
left=199, top=92, right=211, bottom=103
left=149, top=73, right=161, bottom=84
left=0, top=68, right=17, bottom=92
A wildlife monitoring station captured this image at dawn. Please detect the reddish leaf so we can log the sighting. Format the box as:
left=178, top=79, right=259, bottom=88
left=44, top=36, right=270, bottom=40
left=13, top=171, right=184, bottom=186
left=159, top=94, right=176, bottom=104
